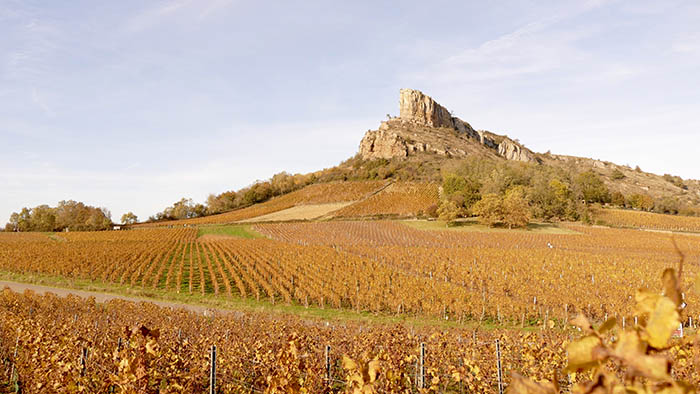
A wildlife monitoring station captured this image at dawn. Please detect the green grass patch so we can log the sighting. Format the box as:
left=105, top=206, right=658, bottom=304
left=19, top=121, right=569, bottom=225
left=197, top=225, right=264, bottom=239
left=402, top=219, right=579, bottom=234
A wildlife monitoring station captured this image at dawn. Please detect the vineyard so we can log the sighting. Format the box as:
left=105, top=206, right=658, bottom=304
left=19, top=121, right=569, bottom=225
left=593, top=207, right=700, bottom=233
left=1, top=287, right=699, bottom=393
left=1, top=221, right=699, bottom=327
left=147, top=181, right=388, bottom=226
left=140, top=181, right=442, bottom=226
left=330, top=182, right=440, bottom=218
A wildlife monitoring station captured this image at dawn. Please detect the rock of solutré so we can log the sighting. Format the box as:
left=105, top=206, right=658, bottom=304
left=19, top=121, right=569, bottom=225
left=359, top=89, right=538, bottom=163
left=398, top=88, right=454, bottom=129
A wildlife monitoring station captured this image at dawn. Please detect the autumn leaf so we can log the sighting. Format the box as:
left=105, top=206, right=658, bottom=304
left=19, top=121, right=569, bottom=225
left=640, top=295, right=680, bottom=349
left=597, top=318, right=616, bottom=334
left=507, top=372, right=557, bottom=394
left=661, top=269, right=682, bottom=308
left=613, top=331, right=670, bottom=381
left=367, top=359, right=380, bottom=383
left=342, top=355, right=358, bottom=371
left=565, top=335, right=606, bottom=372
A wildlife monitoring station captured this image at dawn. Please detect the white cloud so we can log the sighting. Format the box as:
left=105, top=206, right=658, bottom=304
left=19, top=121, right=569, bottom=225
left=672, top=33, right=700, bottom=54
left=402, top=4, right=604, bottom=86
left=124, top=0, right=236, bottom=32
left=30, top=87, right=54, bottom=117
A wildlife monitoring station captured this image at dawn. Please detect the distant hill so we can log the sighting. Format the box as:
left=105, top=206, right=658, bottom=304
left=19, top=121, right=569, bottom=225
left=356, top=88, right=699, bottom=208
left=142, top=89, right=699, bottom=227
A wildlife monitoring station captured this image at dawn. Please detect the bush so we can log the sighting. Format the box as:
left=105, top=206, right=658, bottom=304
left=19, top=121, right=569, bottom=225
left=436, top=200, right=460, bottom=224
left=425, top=204, right=439, bottom=218
left=472, top=193, right=503, bottom=227
left=611, top=168, right=625, bottom=180
left=502, top=187, right=530, bottom=229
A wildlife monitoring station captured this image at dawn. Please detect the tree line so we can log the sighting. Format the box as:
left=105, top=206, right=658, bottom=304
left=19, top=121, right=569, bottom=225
left=146, top=153, right=698, bottom=226
left=4, top=200, right=112, bottom=232
left=147, top=172, right=319, bottom=222
left=430, top=156, right=696, bottom=228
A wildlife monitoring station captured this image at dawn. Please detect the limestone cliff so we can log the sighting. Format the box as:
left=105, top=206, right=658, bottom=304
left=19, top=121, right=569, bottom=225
left=497, top=138, right=536, bottom=162
left=398, top=88, right=454, bottom=129
left=359, top=89, right=538, bottom=163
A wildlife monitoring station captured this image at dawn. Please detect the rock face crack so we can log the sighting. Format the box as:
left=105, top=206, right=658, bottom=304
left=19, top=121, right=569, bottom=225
left=359, top=89, right=537, bottom=163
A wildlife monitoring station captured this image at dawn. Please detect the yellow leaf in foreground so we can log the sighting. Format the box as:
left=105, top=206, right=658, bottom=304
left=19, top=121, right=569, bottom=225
left=597, top=318, right=617, bottom=334
left=507, top=373, right=557, bottom=394
left=636, top=290, right=662, bottom=315
left=342, top=355, right=358, bottom=371
left=662, top=268, right=682, bottom=307
left=643, top=296, right=680, bottom=349
left=367, top=359, right=380, bottom=383
left=566, top=335, right=605, bottom=371
left=614, top=331, right=670, bottom=381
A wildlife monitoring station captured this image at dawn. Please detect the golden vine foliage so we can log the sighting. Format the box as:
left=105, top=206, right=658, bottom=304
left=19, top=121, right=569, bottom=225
left=2, top=221, right=700, bottom=325
left=331, top=182, right=440, bottom=218
left=593, top=208, right=700, bottom=232
left=510, top=268, right=697, bottom=393
left=142, top=181, right=388, bottom=226
left=4, top=283, right=700, bottom=392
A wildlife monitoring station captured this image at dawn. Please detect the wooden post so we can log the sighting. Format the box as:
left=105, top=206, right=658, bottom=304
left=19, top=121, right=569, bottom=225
left=9, top=334, right=19, bottom=387
left=111, top=338, right=123, bottom=394
left=414, top=359, right=418, bottom=387
left=496, top=339, right=504, bottom=394
left=80, top=347, right=88, bottom=377
left=325, top=345, right=331, bottom=385
left=418, top=342, right=425, bottom=389
left=209, top=345, right=217, bottom=394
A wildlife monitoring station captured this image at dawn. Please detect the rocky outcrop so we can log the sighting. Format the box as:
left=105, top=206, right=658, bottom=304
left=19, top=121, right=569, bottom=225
left=359, top=89, right=538, bottom=163
left=497, top=138, right=536, bottom=162
left=359, top=128, right=409, bottom=160
left=399, top=89, right=455, bottom=128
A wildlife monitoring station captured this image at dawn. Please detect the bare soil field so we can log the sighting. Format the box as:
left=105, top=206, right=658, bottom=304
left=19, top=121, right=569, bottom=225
left=240, top=202, right=353, bottom=222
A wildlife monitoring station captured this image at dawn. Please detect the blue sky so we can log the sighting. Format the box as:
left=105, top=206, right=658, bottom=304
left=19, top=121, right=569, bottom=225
left=1, top=0, right=699, bottom=223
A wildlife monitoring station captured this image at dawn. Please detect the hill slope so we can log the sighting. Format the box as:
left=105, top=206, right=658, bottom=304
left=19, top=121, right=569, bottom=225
left=142, top=88, right=699, bottom=226
left=357, top=89, right=699, bottom=207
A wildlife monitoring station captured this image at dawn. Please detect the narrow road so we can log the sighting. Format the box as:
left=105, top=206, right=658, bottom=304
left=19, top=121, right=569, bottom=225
left=0, top=280, right=224, bottom=315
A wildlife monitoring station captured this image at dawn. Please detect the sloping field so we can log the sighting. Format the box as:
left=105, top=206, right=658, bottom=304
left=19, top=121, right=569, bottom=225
left=593, top=208, right=700, bottom=232
left=331, top=182, right=439, bottom=218
left=240, top=202, right=353, bottom=222
left=5, top=221, right=700, bottom=323
left=148, top=181, right=387, bottom=226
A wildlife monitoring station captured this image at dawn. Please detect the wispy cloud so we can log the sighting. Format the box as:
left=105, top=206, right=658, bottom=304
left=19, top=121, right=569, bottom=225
left=401, top=3, right=610, bottom=85
left=125, top=0, right=235, bottom=32
left=672, top=33, right=700, bottom=54
left=30, top=88, right=54, bottom=117
left=3, top=17, right=63, bottom=83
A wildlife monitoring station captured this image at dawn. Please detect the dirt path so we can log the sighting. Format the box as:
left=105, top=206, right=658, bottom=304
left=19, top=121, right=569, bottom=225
left=0, top=280, right=225, bottom=315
